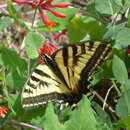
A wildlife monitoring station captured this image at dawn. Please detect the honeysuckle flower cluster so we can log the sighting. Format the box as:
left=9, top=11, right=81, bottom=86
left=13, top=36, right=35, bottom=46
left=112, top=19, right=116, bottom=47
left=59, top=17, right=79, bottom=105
left=37, top=40, right=58, bottom=63
left=13, top=0, right=72, bottom=29
left=37, top=28, right=67, bottom=63
left=0, top=107, right=8, bottom=118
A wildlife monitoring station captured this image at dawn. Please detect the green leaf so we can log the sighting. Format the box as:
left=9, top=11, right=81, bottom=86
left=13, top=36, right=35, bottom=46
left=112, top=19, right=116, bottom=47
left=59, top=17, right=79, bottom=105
left=114, top=0, right=124, bottom=7
left=116, top=89, right=130, bottom=119
left=116, top=115, right=130, bottom=130
left=0, top=70, right=3, bottom=81
left=100, top=59, right=113, bottom=78
left=114, top=28, right=130, bottom=49
left=8, top=93, right=22, bottom=116
left=68, top=16, right=104, bottom=43
left=103, top=22, right=125, bottom=40
left=125, top=80, right=130, bottom=89
left=112, top=55, right=128, bottom=84
left=0, top=17, right=12, bottom=31
left=64, top=96, right=97, bottom=130
left=91, top=68, right=103, bottom=85
left=86, top=0, right=100, bottom=16
left=92, top=102, right=114, bottom=130
left=0, top=47, right=27, bottom=74
left=5, top=71, right=26, bottom=90
left=0, top=13, right=5, bottom=17
left=31, top=103, right=64, bottom=130
left=24, top=31, right=45, bottom=59
left=94, top=0, right=120, bottom=15
left=21, top=106, right=46, bottom=122
left=124, top=0, right=130, bottom=7
left=59, top=107, right=72, bottom=122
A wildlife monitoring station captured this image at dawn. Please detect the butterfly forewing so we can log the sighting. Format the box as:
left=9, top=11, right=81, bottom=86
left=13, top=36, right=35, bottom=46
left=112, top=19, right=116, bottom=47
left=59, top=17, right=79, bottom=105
left=22, top=41, right=111, bottom=109
left=52, top=41, right=111, bottom=93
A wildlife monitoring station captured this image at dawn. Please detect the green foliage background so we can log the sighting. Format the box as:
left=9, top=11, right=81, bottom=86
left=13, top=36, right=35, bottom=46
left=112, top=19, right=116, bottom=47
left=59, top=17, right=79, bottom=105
left=0, top=0, right=130, bottom=129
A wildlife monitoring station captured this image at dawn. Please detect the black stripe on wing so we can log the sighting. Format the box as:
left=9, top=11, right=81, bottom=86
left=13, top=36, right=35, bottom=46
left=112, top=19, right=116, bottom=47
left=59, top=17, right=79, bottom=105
left=34, top=68, right=62, bottom=85
left=27, top=81, right=36, bottom=89
left=43, top=54, right=70, bottom=89
left=24, top=88, right=33, bottom=93
left=80, top=42, right=86, bottom=53
left=31, top=75, right=40, bottom=82
left=78, top=42, right=111, bottom=94
left=34, top=69, right=51, bottom=78
left=72, top=45, right=78, bottom=64
left=63, top=47, right=68, bottom=66
left=81, top=43, right=110, bottom=78
left=22, top=92, right=81, bottom=108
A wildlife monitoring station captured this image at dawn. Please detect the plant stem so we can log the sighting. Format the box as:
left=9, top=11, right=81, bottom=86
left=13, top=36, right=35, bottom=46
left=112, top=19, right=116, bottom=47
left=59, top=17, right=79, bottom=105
left=112, top=80, right=121, bottom=96
left=103, top=86, right=113, bottom=110
left=7, top=120, right=43, bottom=130
left=32, top=8, right=38, bottom=28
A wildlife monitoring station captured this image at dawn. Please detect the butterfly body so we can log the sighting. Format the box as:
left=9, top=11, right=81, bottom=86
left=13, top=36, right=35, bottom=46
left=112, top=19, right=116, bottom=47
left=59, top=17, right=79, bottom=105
left=22, top=41, right=111, bottom=109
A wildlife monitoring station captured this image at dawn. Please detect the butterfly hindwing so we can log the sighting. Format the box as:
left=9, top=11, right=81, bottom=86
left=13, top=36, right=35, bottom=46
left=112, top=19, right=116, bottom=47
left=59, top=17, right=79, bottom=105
left=22, top=64, right=72, bottom=108
left=22, top=41, right=111, bottom=109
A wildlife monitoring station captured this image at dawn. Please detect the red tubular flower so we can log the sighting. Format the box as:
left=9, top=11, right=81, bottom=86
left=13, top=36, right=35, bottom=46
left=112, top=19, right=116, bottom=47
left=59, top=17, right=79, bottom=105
left=38, top=40, right=58, bottom=55
left=50, top=2, right=72, bottom=8
left=13, top=0, right=32, bottom=5
left=32, top=0, right=41, bottom=8
left=49, top=42, right=58, bottom=49
left=0, top=107, right=8, bottom=118
left=44, top=7, right=66, bottom=18
left=39, top=7, right=56, bottom=30
left=13, top=0, right=71, bottom=29
left=37, top=40, right=58, bottom=64
left=37, top=55, right=43, bottom=64
left=52, top=29, right=67, bottom=40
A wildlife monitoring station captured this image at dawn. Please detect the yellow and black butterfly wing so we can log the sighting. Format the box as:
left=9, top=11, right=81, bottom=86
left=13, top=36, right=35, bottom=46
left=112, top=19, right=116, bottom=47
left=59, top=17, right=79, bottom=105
left=52, top=41, right=111, bottom=94
left=22, top=64, right=72, bottom=108
left=22, top=41, right=111, bottom=109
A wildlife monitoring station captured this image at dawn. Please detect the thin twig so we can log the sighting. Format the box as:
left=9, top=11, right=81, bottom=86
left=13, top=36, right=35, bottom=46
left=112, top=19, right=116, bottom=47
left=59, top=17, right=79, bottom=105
left=7, top=120, right=43, bottom=130
left=0, top=8, right=9, bottom=16
left=90, top=89, right=115, bottom=113
left=103, top=86, right=114, bottom=110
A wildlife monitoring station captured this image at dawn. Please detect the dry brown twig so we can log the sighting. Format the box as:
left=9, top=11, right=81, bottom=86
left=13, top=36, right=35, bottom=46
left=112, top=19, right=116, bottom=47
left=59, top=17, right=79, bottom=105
left=7, top=120, right=43, bottom=130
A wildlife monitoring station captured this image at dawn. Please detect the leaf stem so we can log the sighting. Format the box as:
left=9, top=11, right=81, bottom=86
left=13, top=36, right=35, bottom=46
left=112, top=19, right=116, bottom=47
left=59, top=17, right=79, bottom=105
left=112, top=80, right=121, bottom=96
